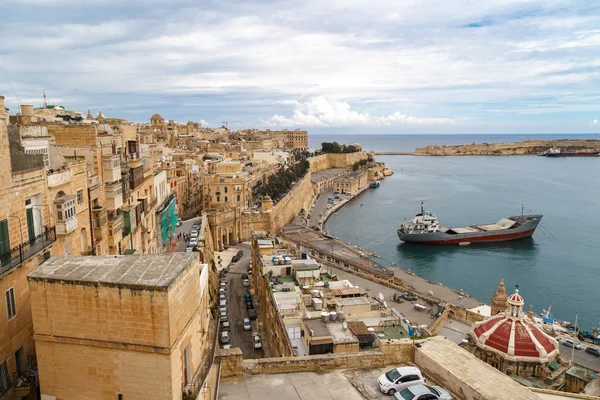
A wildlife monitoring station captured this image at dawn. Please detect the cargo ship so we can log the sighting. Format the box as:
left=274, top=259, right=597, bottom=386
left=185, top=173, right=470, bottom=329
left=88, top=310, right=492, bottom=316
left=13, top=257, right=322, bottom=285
left=397, top=202, right=542, bottom=244
left=542, top=147, right=600, bottom=157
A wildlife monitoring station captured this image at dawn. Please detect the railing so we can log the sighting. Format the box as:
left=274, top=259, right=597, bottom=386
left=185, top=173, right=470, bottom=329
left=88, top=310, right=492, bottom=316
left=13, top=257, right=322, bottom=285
left=13, top=370, right=36, bottom=389
left=1, top=226, right=55, bottom=274
left=47, top=170, right=71, bottom=187
left=182, top=319, right=219, bottom=399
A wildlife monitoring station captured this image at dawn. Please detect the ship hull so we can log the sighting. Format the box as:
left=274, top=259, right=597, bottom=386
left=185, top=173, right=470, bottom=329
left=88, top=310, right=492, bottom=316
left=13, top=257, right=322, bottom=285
left=397, top=215, right=542, bottom=244
left=544, top=152, right=599, bottom=157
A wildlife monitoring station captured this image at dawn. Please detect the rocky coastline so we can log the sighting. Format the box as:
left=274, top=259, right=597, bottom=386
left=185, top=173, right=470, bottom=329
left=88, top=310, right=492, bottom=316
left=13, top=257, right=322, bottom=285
left=414, top=139, right=600, bottom=156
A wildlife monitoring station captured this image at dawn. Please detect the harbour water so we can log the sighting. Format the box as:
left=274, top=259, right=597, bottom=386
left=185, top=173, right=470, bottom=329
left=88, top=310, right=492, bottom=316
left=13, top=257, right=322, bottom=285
left=316, top=134, right=600, bottom=329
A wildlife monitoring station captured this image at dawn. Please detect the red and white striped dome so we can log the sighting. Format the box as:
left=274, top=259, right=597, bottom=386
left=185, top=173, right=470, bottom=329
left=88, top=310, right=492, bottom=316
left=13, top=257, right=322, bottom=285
left=471, top=289, right=559, bottom=363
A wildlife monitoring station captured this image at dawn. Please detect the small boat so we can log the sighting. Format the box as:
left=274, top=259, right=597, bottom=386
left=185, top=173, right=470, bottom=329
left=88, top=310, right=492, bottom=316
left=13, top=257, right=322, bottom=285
left=397, top=201, right=542, bottom=244
left=369, top=181, right=380, bottom=188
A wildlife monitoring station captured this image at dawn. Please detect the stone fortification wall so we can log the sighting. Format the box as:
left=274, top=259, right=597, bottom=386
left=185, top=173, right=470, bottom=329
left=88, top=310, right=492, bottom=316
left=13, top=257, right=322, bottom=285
left=270, top=172, right=313, bottom=233
left=309, top=152, right=371, bottom=173
left=219, top=339, right=415, bottom=381
left=415, top=139, right=600, bottom=156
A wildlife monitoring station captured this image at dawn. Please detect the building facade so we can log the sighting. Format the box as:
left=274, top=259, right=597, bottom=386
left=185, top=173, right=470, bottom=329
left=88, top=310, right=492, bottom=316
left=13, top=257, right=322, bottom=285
left=28, top=254, right=215, bottom=400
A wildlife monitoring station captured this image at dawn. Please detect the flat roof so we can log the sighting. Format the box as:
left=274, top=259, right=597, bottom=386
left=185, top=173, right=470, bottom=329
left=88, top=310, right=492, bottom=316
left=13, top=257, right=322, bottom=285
left=333, top=297, right=374, bottom=306
left=327, top=321, right=359, bottom=344
left=417, top=338, right=542, bottom=400
left=257, top=239, right=274, bottom=248
left=295, top=264, right=320, bottom=271
left=304, top=319, right=331, bottom=338
left=28, top=254, right=198, bottom=290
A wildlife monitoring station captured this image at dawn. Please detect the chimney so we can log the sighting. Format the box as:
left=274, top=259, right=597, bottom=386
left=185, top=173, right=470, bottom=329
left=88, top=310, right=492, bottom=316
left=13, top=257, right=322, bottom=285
left=20, top=104, right=33, bottom=117
left=0, top=96, right=7, bottom=125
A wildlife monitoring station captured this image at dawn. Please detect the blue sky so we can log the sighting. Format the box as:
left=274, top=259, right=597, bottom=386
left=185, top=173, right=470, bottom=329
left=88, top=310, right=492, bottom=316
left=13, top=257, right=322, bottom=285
left=1, top=0, right=599, bottom=133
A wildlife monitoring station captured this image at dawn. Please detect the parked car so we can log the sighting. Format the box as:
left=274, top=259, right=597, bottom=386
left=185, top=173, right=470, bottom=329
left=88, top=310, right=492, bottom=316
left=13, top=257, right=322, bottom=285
left=222, top=321, right=231, bottom=332
left=220, top=311, right=227, bottom=322
left=190, top=230, right=199, bottom=238
left=219, top=294, right=226, bottom=303
left=248, top=309, right=257, bottom=320
left=243, top=318, right=252, bottom=331
left=247, top=268, right=252, bottom=275
left=220, top=331, right=230, bottom=344
left=246, top=301, right=254, bottom=310
left=244, top=293, right=252, bottom=302
left=176, top=219, right=182, bottom=227
left=243, top=279, right=250, bottom=287
left=189, top=238, right=198, bottom=246
left=378, top=366, right=426, bottom=395
left=394, top=384, right=452, bottom=400
left=585, top=347, right=600, bottom=357
left=185, top=246, right=194, bottom=253
left=563, top=339, right=582, bottom=350
left=222, top=344, right=232, bottom=349
left=241, top=274, right=248, bottom=280
left=236, top=250, right=244, bottom=258
left=253, top=335, right=262, bottom=350
left=219, top=300, right=227, bottom=312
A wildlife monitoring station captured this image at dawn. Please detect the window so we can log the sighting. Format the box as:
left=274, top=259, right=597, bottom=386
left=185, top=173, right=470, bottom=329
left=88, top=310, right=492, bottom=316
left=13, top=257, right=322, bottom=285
left=216, top=196, right=220, bottom=202
left=237, top=194, right=240, bottom=202
left=0, top=361, right=11, bottom=395
left=224, top=187, right=228, bottom=193
left=77, top=189, right=83, bottom=205
left=5, top=288, right=16, bottom=320
left=224, top=197, right=228, bottom=202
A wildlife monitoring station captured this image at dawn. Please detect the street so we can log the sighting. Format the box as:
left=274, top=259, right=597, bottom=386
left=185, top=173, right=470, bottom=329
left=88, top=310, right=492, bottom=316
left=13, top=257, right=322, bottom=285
left=308, top=189, right=332, bottom=228
left=224, top=243, right=264, bottom=358
left=559, top=342, right=600, bottom=372
left=173, top=216, right=201, bottom=252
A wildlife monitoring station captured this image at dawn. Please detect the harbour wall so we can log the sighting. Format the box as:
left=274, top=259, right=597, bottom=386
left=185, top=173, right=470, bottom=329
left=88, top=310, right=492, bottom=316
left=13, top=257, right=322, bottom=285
left=309, top=152, right=371, bottom=173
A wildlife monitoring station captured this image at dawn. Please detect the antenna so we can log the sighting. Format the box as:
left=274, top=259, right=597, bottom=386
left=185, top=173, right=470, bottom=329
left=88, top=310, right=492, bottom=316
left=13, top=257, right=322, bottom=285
left=521, top=201, right=525, bottom=223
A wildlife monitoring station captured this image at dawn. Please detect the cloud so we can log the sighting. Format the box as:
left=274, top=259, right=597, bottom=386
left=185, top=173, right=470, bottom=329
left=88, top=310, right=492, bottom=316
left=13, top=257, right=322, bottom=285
left=0, top=0, right=599, bottom=133
left=590, top=119, right=598, bottom=126
left=261, top=97, right=455, bottom=127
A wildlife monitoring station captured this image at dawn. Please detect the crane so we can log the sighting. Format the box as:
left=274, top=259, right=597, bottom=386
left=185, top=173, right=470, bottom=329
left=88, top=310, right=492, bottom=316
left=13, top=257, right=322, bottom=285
left=222, top=120, right=241, bottom=129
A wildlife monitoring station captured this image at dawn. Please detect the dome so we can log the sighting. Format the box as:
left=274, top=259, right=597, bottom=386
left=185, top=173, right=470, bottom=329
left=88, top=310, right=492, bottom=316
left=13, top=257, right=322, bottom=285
left=471, top=289, right=559, bottom=363
left=150, top=113, right=164, bottom=122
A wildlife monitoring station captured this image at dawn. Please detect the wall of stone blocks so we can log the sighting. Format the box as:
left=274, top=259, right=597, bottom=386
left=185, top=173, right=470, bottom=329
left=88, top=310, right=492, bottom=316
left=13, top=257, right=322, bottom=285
left=309, top=152, right=371, bottom=173
left=28, top=279, right=171, bottom=349
left=36, top=339, right=173, bottom=400
left=270, top=172, right=313, bottom=233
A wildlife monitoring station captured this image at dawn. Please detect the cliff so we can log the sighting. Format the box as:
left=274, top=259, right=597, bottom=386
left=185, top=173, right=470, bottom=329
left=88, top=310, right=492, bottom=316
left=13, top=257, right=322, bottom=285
left=414, top=139, right=600, bottom=156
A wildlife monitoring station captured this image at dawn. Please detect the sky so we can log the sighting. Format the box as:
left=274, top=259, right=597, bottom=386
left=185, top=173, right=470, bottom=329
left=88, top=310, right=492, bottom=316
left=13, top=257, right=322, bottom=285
left=1, top=0, right=599, bottom=134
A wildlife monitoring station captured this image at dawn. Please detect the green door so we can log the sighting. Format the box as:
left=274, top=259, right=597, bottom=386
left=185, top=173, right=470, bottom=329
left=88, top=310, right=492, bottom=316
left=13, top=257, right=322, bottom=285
left=0, top=219, right=10, bottom=267
left=26, top=208, right=36, bottom=244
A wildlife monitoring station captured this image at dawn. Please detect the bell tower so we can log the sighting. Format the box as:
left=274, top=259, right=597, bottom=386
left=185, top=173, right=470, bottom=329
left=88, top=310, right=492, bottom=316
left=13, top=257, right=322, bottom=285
left=491, top=278, right=508, bottom=315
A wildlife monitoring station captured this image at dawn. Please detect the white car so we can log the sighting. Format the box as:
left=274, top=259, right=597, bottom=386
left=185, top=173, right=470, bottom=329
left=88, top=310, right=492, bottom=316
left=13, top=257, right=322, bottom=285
left=378, top=366, right=426, bottom=396
left=253, top=335, right=262, bottom=349
left=394, top=384, right=452, bottom=400
left=220, top=331, right=230, bottom=344
left=189, top=238, right=198, bottom=246
left=243, top=318, right=252, bottom=331
left=243, top=279, right=250, bottom=287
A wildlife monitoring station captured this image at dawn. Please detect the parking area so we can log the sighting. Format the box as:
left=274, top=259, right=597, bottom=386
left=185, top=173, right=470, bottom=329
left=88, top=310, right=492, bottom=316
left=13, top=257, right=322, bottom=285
left=220, top=243, right=265, bottom=358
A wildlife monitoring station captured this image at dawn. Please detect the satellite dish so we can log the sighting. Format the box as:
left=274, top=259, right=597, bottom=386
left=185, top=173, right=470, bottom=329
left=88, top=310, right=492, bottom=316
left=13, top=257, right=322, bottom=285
left=379, top=292, right=384, bottom=302
left=368, top=327, right=375, bottom=332
left=342, top=321, right=348, bottom=330
left=383, top=301, right=388, bottom=309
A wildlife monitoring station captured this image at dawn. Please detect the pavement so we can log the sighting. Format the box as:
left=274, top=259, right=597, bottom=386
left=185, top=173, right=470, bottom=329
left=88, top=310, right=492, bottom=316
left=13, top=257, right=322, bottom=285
left=218, top=370, right=363, bottom=400
left=437, top=320, right=471, bottom=344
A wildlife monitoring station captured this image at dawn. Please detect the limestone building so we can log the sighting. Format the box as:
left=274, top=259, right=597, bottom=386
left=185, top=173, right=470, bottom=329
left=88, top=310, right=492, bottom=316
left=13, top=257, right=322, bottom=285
left=333, top=171, right=367, bottom=194
left=0, top=96, right=55, bottom=399
left=28, top=254, right=215, bottom=400
left=470, top=288, right=560, bottom=377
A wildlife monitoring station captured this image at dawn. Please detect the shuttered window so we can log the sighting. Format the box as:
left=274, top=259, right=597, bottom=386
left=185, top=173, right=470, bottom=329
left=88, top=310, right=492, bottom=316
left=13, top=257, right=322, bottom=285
left=0, top=361, right=11, bottom=395
left=5, top=288, right=16, bottom=320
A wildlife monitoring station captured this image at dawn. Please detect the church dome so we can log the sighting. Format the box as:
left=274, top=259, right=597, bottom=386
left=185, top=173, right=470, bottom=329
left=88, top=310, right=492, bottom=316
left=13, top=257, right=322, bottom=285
left=150, top=114, right=164, bottom=122
left=471, top=289, right=559, bottom=363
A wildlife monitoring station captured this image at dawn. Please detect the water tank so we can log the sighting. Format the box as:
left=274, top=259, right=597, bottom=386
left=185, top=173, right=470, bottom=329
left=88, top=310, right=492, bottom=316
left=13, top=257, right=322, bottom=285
left=301, top=252, right=307, bottom=259
left=337, top=310, right=344, bottom=320
left=321, top=312, right=329, bottom=323
left=330, top=311, right=337, bottom=321
left=313, top=298, right=323, bottom=311
left=272, top=256, right=277, bottom=264
left=284, top=256, right=291, bottom=265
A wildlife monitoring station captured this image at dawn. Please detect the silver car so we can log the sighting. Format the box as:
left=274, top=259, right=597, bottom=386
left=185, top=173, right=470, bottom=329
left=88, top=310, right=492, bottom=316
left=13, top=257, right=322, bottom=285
left=243, top=318, right=252, bottom=331
left=394, top=385, right=452, bottom=400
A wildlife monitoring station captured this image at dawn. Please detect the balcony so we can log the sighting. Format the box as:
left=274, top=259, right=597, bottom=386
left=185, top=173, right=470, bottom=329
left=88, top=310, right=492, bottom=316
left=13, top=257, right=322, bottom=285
left=105, top=181, right=123, bottom=211
left=56, top=218, right=77, bottom=235
left=92, top=207, right=108, bottom=241
left=0, top=226, right=55, bottom=274
left=107, top=214, right=123, bottom=248
left=47, top=169, right=71, bottom=187
left=102, top=154, right=121, bottom=183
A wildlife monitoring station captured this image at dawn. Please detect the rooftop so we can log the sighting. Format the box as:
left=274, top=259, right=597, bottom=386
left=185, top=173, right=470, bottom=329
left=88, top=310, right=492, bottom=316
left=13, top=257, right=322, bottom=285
left=332, top=297, right=375, bottom=307
left=304, top=319, right=331, bottom=338
left=327, top=321, right=359, bottom=344
left=28, top=254, right=198, bottom=290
